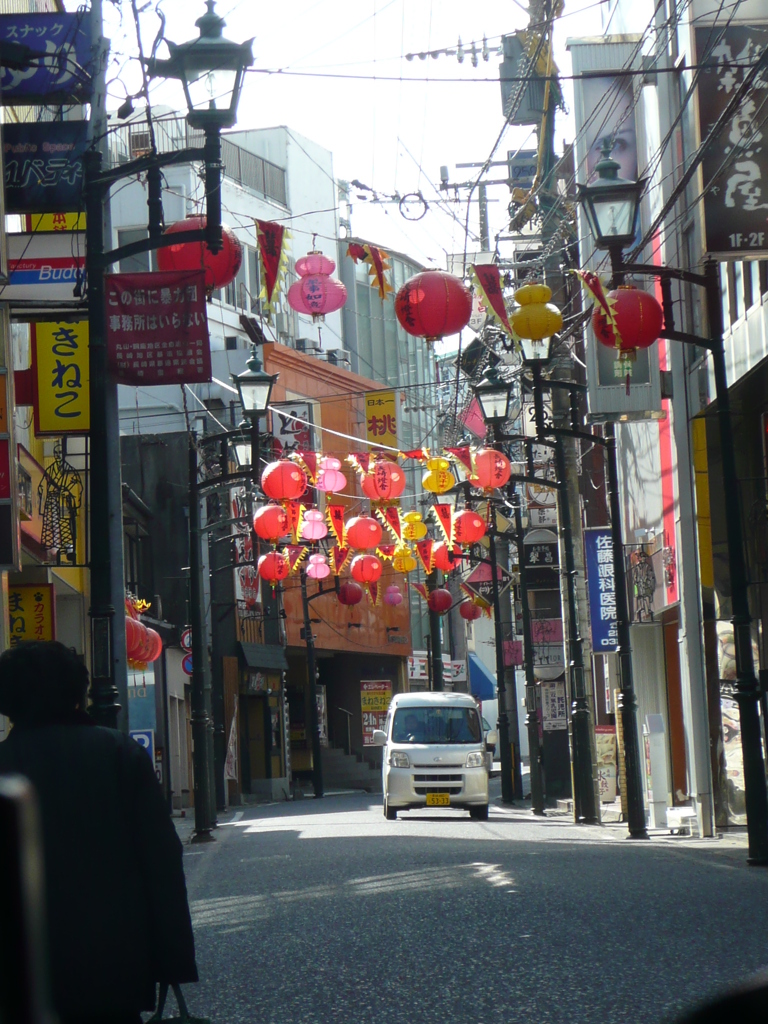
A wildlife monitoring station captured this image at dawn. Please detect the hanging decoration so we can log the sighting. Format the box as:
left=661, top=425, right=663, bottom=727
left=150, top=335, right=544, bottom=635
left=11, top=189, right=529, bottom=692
left=306, top=553, right=331, bottom=580
left=284, top=501, right=304, bottom=542
left=460, top=601, right=483, bottom=621
left=347, top=453, right=371, bottom=475
left=393, top=545, right=417, bottom=573
left=410, top=582, right=429, bottom=602
left=287, top=249, right=347, bottom=323
left=300, top=509, right=328, bottom=541
left=363, top=459, right=406, bottom=502
left=285, top=546, right=307, bottom=573
left=255, top=219, right=290, bottom=318
left=384, top=585, right=403, bottom=606
left=345, top=515, right=383, bottom=551
left=510, top=282, right=563, bottom=341
left=433, top=541, right=461, bottom=572
left=330, top=545, right=352, bottom=575
left=252, top=504, right=290, bottom=542
left=350, top=554, right=383, bottom=584
left=291, top=451, right=317, bottom=484
left=338, top=580, right=364, bottom=606
left=326, top=504, right=346, bottom=545
left=422, top=456, right=455, bottom=495
left=444, top=446, right=473, bottom=474
left=402, top=510, right=428, bottom=541
left=258, top=550, right=290, bottom=583
left=470, top=263, right=517, bottom=339
left=427, top=588, right=453, bottom=614
left=432, top=504, right=453, bottom=543
left=365, top=580, right=381, bottom=605
left=395, top=269, right=472, bottom=344
left=469, top=449, right=512, bottom=491
left=453, top=509, right=487, bottom=545
left=377, top=543, right=397, bottom=560
left=315, top=456, right=347, bottom=493
left=156, top=216, right=243, bottom=292
left=261, top=460, right=308, bottom=501
left=377, top=506, right=403, bottom=541
left=346, top=242, right=393, bottom=301
left=415, top=539, right=434, bottom=574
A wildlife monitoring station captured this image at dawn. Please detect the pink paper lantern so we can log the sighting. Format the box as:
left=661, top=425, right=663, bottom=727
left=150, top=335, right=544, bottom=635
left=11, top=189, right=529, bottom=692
left=384, top=585, right=403, bottom=606
left=287, top=250, right=347, bottom=323
left=315, top=456, right=347, bottom=494
left=306, top=554, right=331, bottom=579
left=301, top=509, right=328, bottom=541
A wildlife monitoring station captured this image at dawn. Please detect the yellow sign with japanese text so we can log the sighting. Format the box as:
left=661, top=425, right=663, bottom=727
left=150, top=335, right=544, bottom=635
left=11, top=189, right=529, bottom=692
left=27, top=213, right=86, bottom=233
left=34, top=322, right=90, bottom=436
left=365, top=389, right=397, bottom=449
left=8, top=583, right=55, bottom=646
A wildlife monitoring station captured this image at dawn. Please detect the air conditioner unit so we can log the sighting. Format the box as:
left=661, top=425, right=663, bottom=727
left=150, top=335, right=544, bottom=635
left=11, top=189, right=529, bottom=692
left=296, top=337, right=321, bottom=352
left=326, top=349, right=351, bottom=368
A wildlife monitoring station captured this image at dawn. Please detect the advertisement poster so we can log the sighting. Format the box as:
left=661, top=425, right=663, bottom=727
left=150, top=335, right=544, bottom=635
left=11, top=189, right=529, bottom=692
left=271, top=401, right=313, bottom=455
left=595, top=725, right=618, bottom=802
left=584, top=527, right=619, bottom=653
left=695, top=25, right=768, bottom=258
left=540, top=681, right=567, bottom=731
left=8, top=583, right=54, bottom=646
left=361, top=679, right=392, bottom=745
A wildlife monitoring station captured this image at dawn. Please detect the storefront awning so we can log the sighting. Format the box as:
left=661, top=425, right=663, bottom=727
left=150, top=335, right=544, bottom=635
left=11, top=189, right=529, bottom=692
left=239, top=642, right=288, bottom=672
left=468, top=653, right=496, bottom=701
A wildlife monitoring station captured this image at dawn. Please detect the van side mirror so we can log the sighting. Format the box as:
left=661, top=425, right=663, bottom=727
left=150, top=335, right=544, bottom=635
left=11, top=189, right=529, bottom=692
left=372, top=729, right=387, bottom=746
left=485, top=730, right=498, bottom=748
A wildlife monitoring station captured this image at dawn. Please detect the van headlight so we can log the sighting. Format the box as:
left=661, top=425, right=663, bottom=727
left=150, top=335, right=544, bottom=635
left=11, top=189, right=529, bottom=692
left=466, top=751, right=485, bottom=768
left=390, top=751, right=410, bottom=768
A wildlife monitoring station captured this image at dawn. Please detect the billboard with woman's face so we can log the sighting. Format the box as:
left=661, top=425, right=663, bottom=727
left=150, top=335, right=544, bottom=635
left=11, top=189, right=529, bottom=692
left=581, top=74, right=639, bottom=184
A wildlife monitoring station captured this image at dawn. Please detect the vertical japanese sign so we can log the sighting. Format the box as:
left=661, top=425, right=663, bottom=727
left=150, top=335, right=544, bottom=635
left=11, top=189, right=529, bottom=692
left=33, top=321, right=90, bottom=436
left=105, top=271, right=210, bottom=385
left=8, top=583, right=55, bottom=646
left=365, top=390, right=397, bottom=449
left=695, top=25, right=768, bottom=258
left=361, top=679, right=392, bottom=745
left=584, top=527, right=619, bottom=653
left=0, top=13, right=93, bottom=104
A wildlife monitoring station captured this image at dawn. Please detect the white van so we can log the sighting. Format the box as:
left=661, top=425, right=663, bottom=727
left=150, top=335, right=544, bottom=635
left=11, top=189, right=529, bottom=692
left=372, top=692, right=497, bottom=820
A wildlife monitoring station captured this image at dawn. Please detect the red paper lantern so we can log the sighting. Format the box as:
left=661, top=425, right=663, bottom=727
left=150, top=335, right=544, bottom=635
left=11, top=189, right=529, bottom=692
left=453, top=509, right=487, bottom=544
left=253, top=504, right=290, bottom=541
left=350, top=554, right=383, bottom=584
left=125, top=616, right=145, bottom=660
left=287, top=250, right=347, bottom=322
left=592, top=286, right=663, bottom=355
left=145, top=628, right=163, bottom=663
left=345, top=515, right=383, bottom=550
left=433, top=542, right=461, bottom=572
left=427, top=588, right=453, bottom=614
left=460, top=601, right=483, bottom=621
left=366, top=460, right=406, bottom=501
left=337, top=580, right=364, bottom=606
left=261, top=460, right=308, bottom=501
left=156, top=216, right=243, bottom=290
left=258, top=551, right=290, bottom=582
left=395, top=269, right=472, bottom=343
left=470, top=449, right=512, bottom=490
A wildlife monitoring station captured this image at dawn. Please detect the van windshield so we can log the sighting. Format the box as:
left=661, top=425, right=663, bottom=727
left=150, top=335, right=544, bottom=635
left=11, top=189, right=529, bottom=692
left=392, top=706, right=482, bottom=744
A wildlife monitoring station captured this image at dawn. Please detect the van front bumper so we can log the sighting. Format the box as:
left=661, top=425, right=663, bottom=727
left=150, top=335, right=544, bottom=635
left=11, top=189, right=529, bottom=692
left=384, top=764, right=489, bottom=809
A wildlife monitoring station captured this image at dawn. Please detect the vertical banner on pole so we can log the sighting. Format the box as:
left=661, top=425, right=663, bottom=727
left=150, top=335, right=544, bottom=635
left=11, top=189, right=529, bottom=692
left=584, top=527, right=620, bottom=653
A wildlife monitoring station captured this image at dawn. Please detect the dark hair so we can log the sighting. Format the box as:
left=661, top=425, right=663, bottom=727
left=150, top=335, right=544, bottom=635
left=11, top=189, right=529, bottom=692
left=0, top=642, right=90, bottom=725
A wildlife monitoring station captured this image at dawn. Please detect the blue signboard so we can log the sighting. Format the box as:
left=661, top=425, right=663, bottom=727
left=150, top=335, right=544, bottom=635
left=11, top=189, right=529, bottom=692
left=3, top=120, right=87, bottom=213
left=584, top=528, right=619, bottom=653
left=0, top=13, right=93, bottom=104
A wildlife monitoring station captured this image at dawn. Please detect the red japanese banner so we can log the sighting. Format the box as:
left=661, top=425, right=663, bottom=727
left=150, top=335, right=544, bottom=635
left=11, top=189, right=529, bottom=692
left=326, top=504, right=346, bottom=545
left=347, top=242, right=393, bottom=301
left=292, top=450, right=317, bottom=482
left=285, top=545, right=306, bottom=572
left=330, top=545, right=351, bottom=575
left=410, top=582, right=429, bottom=602
left=105, top=270, right=210, bottom=386
left=256, top=220, right=288, bottom=314
left=378, top=505, right=402, bottom=540
left=400, top=448, right=429, bottom=461
left=284, top=501, right=303, bottom=542
left=377, top=544, right=397, bottom=559
left=365, top=580, right=380, bottom=605
left=415, top=539, right=434, bottom=574
left=574, top=269, right=622, bottom=348
left=445, top=446, right=473, bottom=472
left=347, top=453, right=371, bottom=475
left=432, top=503, right=453, bottom=543
left=470, top=263, right=516, bottom=340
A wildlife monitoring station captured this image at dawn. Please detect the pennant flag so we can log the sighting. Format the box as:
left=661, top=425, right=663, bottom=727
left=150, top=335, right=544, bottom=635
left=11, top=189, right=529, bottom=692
left=292, top=450, right=317, bottom=482
left=377, top=505, right=402, bottom=540
left=347, top=452, right=371, bottom=475
left=365, top=580, right=380, bottom=605
left=573, top=269, right=622, bottom=349
left=284, top=501, right=303, bottom=543
left=255, top=220, right=289, bottom=316
left=400, top=448, right=429, bottom=461
left=410, top=582, right=429, bottom=602
left=432, top=503, right=453, bottom=543
left=445, top=446, right=473, bottom=473
left=326, top=504, right=346, bottom=545
left=346, top=242, right=393, bottom=301
left=347, top=243, right=368, bottom=262
left=471, top=263, right=518, bottom=341
left=415, top=539, right=434, bottom=574
left=330, top=545, right=351, bottom=575
left=460, top=584, right=493, bottom=618
left=285, top=545, right=307, bottom=573
left=377, top=544, right=397, bottom=559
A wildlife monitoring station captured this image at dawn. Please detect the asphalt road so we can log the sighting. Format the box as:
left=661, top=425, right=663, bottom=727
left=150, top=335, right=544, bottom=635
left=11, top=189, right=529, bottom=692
left=177, top=786, right=768, bottom=1024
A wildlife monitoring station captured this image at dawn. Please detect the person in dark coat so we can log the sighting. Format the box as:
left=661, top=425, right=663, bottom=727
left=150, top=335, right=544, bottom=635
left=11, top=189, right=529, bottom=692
left=0, top=641, right=198, bottom=1024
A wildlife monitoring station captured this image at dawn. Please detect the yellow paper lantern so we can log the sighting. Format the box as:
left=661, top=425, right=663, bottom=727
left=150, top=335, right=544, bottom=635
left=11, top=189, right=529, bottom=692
left=422, top=456, right=455, bottom=495
left=402, top=511, right=428, bottom=541
left=392, top=544, right=417, bottom=573
left=510, top=281, right=563, bottom=341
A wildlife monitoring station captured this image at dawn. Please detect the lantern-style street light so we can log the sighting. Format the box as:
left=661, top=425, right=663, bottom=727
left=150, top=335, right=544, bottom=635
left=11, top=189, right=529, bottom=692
left=474, top=365, right=517, bottom=425
left=578, top=145, right=768, bottom=860
left=576, top=137, right=646, bottom=267
left=233, top=346, right=278, bottom=422
left=85, top=1, right=253, bottom=733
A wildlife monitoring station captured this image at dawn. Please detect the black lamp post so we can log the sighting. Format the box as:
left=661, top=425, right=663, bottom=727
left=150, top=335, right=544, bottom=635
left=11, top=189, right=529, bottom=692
left=85, top=1, right=252, bottom=730
left=579, top=144, right=768, bottom=857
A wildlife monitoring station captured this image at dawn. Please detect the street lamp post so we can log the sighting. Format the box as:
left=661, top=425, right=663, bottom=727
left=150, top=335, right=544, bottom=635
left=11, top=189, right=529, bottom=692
left=578, top=143, right=768, bottom=858
left=85, top=1, right=252, bottom=729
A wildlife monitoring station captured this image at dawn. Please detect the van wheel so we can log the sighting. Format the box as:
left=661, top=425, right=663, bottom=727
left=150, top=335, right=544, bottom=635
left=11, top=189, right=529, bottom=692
left=469, top=805, right=489, bottom=820
left=384, top=798, right=397, bottom=820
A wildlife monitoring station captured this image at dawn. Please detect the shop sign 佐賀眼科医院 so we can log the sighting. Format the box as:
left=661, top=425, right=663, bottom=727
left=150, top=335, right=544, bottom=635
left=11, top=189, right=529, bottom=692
left=3, top=121, right=87, bottom=213
left=33, top=322, right=89, bottom=436
left=695, top=24, right=768, bottom=258
left=361, top=679, right=392, bottom=745
left=8, top=583, right=54, bottom=646
left=105, top=271, right=211, bottom=386
left=0, top=12, right=93, bottom=104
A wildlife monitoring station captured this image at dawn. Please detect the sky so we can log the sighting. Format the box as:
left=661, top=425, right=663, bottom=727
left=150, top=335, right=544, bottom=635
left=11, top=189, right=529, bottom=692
left=90, top=0, right=606, bottom=269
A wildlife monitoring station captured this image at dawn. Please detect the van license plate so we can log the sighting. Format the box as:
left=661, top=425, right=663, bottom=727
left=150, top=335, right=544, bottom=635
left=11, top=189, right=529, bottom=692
left=426, top=793, right=450, bottom=806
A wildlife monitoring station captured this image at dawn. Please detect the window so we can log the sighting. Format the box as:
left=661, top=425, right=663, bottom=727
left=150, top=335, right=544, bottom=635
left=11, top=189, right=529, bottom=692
left=247, top=246, right=261, bottom=314
left=224, top=254, right=247, bottom=309
left=117, top=229, right=156, bottom=274
left=225, top=336, right=238, bottom=351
